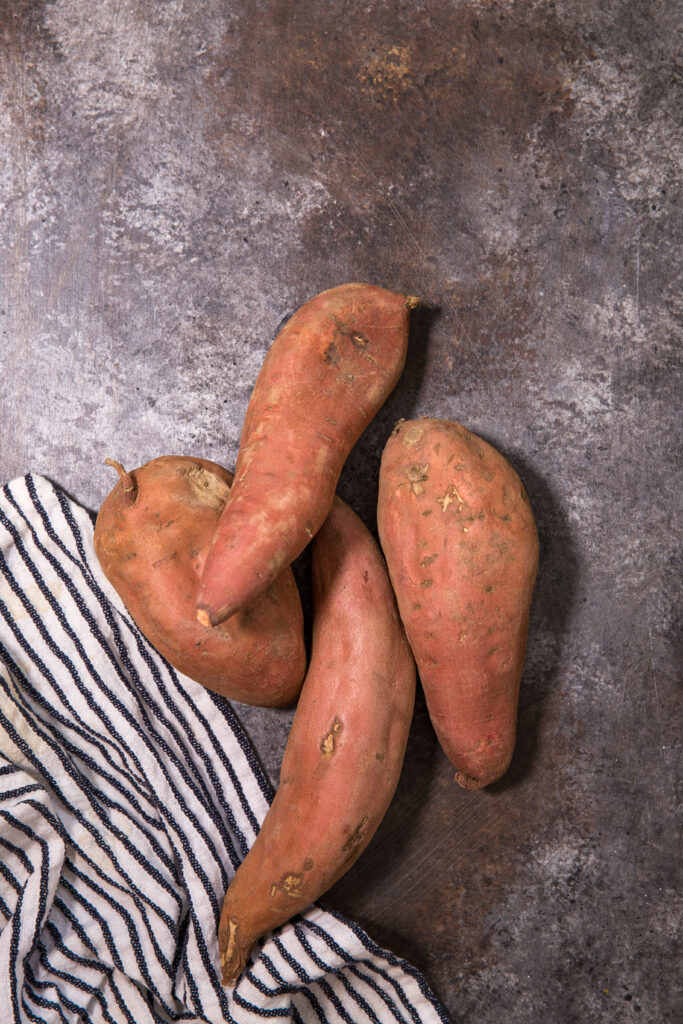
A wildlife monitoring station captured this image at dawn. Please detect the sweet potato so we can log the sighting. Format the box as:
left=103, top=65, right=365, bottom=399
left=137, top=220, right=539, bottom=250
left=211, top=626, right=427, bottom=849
left=218, top=496, right=416, bottom=984
left=93, top=455, right=306, bottom=707
left=196, top=282, right=418, bottom=627
left=377, top=418, right=539, bottom=789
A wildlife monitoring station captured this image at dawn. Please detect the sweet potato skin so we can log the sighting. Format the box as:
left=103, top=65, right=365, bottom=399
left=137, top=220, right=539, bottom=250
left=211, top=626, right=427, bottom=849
left=93, top=455, right=306, bottom=707
left=197, top=282, right=418, bottom=626
left=377, top=418, right=539, bottom=789
left=217, top=496, right=416, bottom=984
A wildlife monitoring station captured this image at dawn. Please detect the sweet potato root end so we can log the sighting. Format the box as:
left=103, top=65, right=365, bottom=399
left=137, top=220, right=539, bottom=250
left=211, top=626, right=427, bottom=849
left=104, top=458, right=137, bottom=504
left=454, top=755, right=512, bottom=790
left=196, top=602, right=235, bottom=628
left=454, top=769, right=487, bottom=790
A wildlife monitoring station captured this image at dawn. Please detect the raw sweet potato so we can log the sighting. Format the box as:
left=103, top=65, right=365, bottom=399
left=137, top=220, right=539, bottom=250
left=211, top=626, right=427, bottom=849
left=94, top=455, right=306, bottom=707
left=218, top=496, right=416, bottom=984
left=377, top=418, right=539, bottom=789
left=196, top=282, right=418, bottom=627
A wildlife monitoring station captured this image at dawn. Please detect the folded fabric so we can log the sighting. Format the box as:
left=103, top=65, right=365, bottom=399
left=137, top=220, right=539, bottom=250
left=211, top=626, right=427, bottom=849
left=0, top=474, right=451, bottom=1024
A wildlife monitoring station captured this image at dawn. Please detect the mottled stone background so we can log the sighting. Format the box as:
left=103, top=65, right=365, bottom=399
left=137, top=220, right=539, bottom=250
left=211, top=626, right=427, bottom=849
left=1, top=1, right=680, bottom=1021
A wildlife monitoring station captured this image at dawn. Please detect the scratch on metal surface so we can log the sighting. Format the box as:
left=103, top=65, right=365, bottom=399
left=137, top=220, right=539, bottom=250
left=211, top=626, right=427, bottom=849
left=635, top=227, right=641, bottom=321
left=647, top=622, right=672, bottom=799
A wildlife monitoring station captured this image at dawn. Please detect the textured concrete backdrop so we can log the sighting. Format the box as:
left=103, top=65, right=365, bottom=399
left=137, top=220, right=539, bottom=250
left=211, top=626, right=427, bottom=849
left=1, top=1, right=680, bottom=1021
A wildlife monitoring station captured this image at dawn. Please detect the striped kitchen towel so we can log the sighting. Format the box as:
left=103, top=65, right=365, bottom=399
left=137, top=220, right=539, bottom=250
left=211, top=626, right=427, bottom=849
left=0, top=474, right=451, bottom=1024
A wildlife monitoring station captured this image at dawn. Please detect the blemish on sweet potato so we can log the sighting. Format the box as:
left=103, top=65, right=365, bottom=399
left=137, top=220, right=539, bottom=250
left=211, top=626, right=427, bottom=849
left=152, top=551, right=177, bottom=568
left=405, top=463, right=430, bottom=495
left=343, top=816, right=369, bottom=859
left=223, top=919, right=239, bottom=970
left=321, top=716, right=343, bottom=756
left=401, top=423, right=424, bottom=447
left=270, top=871, right=305, bottom=898
left=178, top=463, right=231, bottom=513
left=324, top=341, right=341, bottom=364
left=437, top=484, right=464, bottom=513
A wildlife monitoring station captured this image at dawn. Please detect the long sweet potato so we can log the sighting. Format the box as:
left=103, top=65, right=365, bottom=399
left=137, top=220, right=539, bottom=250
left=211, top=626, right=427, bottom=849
left=218, top=496, right=416, bottom=984
left=377, top=418, right=539, bottom=789
left=94, top=455, right=306, bottom=707
left=196, top=282, right=418, bottom=627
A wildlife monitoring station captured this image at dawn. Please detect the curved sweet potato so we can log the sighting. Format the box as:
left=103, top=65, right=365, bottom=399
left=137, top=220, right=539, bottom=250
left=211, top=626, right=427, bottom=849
left=377, top=418, right=539, bottom=789
left=93, top=455, right=306, bottom=707
left=218, top=496, right=416, bottom=984
left=196, top=282, right=418, bottom=627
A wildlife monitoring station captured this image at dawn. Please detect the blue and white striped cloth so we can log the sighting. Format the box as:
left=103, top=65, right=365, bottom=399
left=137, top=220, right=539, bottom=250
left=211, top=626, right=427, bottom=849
left=0, top=474, right=451, bottom=1024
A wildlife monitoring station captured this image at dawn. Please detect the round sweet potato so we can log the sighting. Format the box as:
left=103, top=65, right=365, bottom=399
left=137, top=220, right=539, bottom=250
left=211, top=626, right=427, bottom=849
left=377, top=418, right=539, bottom=789
left=218, top=496, right=416, bottom=984
left=93, top=455, right=306, bottom=707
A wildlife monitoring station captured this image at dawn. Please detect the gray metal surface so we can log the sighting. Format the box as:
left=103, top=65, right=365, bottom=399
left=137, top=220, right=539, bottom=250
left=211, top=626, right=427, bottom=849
left=1, top=2, right=680, bottom=1021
